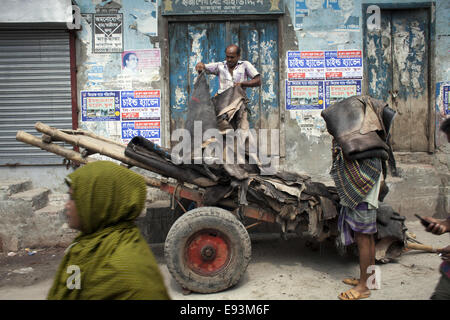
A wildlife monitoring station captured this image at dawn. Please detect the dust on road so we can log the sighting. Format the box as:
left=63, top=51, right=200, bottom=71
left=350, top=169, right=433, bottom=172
left=0, top=221, right=447, bottom=300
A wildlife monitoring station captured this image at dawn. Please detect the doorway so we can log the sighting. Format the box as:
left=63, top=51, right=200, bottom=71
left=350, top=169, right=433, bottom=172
left=364, top=7, right=432, bottom=152
left=168, top=20, right=280, bottom=140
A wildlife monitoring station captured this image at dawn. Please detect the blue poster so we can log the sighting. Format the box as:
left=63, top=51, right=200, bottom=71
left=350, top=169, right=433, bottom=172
left=120, top=90, right=161, bottom=121
left=325, top=50, right=363, bottom=79
left=80, top=91, right=120, bottom=121
left=121, top=121, right=161, bottom=144
left=287, top=51, right=325, bottom=80
left=286, top=80, right=324, bottom=110
left=444, top=85, right=449, bottom=115
left=324, top=79, right=361, bottom=108
left=294, top=0, right=309, bottom=29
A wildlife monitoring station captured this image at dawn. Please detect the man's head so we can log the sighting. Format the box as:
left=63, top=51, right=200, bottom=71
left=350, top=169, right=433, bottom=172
left=440, top=117, right=450, bottom=143
left=123, top=52, right=138, bottom=70
left=225, top=44, right=241, bottom=69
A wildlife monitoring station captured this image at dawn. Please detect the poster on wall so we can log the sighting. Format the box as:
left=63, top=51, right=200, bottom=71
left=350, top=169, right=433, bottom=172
left=286, top=80, right=324, bottom=110
left=444, top=85, right=449, bottom=115
left=93, top=13, right=123, bottom=53
left=294, top=0, right=309, bottom=29
left=285, top=50, right=363, bottom=110
left=121, top=49, right=161, bottom=77
left=287, top=51, right=325, bottom=80
left=85, top=61, right=105, bottom=89
left=121, top=90, right=161, bottom=121
left=325, top=50, right=363, bottom=79
left=324, top=79, right=361, bottom=108
left=121, top=121, right=161, bottom=145
left=81, top=91, right=121, bottom=121
left=294, top=0, right=359, bottom=31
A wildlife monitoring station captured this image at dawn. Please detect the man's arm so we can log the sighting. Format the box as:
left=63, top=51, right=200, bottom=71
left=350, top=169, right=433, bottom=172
left=195, top=62, right=219, bottom=75
left=234, top=61, right=261, bottom=88
left=235, top=74, right=261, bottom=88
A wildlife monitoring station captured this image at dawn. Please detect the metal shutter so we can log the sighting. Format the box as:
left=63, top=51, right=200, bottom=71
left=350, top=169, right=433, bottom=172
left=0, top=29, right=73, bottom=165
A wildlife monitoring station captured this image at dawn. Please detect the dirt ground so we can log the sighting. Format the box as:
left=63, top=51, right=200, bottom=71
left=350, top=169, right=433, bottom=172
left=0, top=220, right=448, bottom=300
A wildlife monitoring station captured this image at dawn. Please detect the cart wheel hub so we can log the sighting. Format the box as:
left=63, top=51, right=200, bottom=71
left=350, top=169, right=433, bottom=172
left=185, top=230, right=231, bottom=276
left=201, top=245, right=216, bottom=261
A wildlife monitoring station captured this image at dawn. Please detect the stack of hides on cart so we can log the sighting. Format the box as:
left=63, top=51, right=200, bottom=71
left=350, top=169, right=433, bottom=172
left=124, top=74, right=406, bottom=245
left=125, top=135, right=340, bottom=236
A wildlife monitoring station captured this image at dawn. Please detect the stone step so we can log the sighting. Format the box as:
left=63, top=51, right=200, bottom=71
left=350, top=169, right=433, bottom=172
left=0, top=179, right=32, bottom=200
left=34, top=204, right=65, bottom=219
left=48, top=193, right=69, bottom=208
left=30, top=204, right=76, bottom=248
left=9, top=188, right=50, bottom=211
left=393, top=152, right=434, bottom=165
left=384, top=163, right=449, bottom=220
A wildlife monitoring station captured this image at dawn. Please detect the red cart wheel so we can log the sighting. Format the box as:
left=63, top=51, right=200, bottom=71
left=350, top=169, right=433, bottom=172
left=164, top=207, right=251, bottom=293
left=185, top=229, right=231, bottom=276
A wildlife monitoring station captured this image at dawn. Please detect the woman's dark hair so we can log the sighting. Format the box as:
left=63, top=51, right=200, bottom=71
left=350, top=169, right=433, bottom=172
left=123, top=52, right=137, bottom=68
left=440, top=117, right=450, bottom=134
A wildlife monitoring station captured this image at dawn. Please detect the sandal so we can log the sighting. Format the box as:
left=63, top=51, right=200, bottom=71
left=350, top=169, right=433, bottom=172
left=342, top=278, right=359, bottom=286
left=338, top=288, right=370, bottom=300
left=343, top=278, right=379, bottom=289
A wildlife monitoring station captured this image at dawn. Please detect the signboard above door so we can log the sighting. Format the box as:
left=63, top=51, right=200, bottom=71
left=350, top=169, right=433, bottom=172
left=162, top=0, right=284, bottom=15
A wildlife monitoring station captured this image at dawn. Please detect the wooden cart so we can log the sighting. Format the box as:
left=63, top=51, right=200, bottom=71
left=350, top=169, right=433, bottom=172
left=16, top=122, right=429, bottom=294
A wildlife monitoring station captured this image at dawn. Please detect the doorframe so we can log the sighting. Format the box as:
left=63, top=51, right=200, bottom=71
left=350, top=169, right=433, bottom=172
left=160, top=14, right=285, bottom=158
left=362, top=2, right=436, bottom=153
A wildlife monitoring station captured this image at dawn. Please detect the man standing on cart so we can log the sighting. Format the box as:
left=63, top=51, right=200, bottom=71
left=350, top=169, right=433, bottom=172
left=195, top=44, right=261, bottom=131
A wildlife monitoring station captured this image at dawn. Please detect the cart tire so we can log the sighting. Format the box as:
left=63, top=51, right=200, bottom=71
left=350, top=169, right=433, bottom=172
left=164, top=206, right=251, bottom=293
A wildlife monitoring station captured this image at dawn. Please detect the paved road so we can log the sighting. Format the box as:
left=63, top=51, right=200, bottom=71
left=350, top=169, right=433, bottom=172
left=0, top=221, right=447, bottom=300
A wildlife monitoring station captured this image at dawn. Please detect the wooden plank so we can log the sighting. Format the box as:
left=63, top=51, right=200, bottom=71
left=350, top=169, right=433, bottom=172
left=258, top=20, right=279, bottom=132
left=391, top=9, right=429, bottom=152
left=207, top=22, right=226, bottom=97
left=169, top=22, right=189, bottom=140
left=188, top=23, right=209, bottom=97
left=238, top=22, right=261, bottom=130
left=365, top=10, right=392, bottom=103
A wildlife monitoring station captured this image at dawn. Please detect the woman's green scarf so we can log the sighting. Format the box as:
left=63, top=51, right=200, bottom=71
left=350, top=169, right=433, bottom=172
left=47, top=161, right=170, bottom=300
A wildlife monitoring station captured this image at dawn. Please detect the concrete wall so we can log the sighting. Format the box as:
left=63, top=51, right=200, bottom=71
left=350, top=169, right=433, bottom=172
left=74, top=0, right=162, bottom=143
left=0, top=166, right=74, bottom=193
left=0, top=0, right=70, bottom=23
left=282, top=0, right=449, bottom=180
left=1, top=0, right=448, bottom=196
left=69, top=0, right=449, bottom=182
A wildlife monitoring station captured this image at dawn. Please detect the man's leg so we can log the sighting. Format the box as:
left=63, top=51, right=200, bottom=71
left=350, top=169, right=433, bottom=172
left=353, top=232, right=375, bottom=294
left=430, top=274, right=450, bottom=300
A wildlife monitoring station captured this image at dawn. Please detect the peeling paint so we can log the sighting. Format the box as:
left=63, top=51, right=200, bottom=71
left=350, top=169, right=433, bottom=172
left=392, top=14, right=427, bottom=98
left=174, top=86, right=186, bottom=110
left=189, top=29, right=207, bottom=79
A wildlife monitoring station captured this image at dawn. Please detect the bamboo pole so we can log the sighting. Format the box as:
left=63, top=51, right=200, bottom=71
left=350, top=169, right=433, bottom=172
left=34, top=122, right=217, bottom=188
left=60, top=128, right=127, bottom=148
left=16, top=130, right=163, bottom=189
left=16, top=131, right=93, bottom=165
left=406, top=242, right=440, bottom=253
left=34, top=122, right=169, bottom=176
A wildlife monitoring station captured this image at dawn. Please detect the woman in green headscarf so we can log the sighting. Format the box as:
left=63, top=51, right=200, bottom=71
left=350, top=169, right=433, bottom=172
left=47, top=161, right=170, bottom=300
